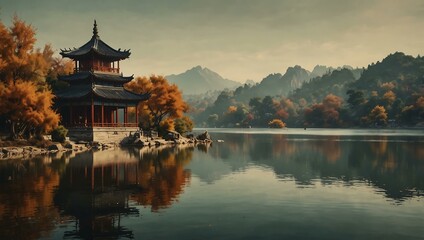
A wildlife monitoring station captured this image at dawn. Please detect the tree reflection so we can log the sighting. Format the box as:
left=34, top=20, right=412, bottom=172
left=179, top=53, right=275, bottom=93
left=0, top=157, right=63, bottom=240
left=53, top=146, right=193, bottom=238
left=206, top=133, right=424, bottom=202
left=130, top=146, right=192, bottom=211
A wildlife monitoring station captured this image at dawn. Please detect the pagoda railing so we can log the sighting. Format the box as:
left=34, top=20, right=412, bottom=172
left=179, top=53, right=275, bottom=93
left=65, top=123, right=139, bottom=128
left=74, top=66, right=120, bottom=74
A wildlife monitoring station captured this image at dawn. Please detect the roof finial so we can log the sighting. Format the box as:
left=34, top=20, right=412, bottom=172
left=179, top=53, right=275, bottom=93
left=93, top=19, right=98, bottom=37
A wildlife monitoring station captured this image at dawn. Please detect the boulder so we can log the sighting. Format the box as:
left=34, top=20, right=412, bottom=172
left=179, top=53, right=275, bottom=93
left=64, top=142, right=74, bottom=149
left=196, top=131, right=211, bottom=141
left=48, top=143, right=63, bottom=151
left=2, top=147, right=22, bottom=155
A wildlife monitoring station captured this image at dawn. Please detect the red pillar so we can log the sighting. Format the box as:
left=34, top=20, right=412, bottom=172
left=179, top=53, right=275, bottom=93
left=116, top=107, right=119, bottom=127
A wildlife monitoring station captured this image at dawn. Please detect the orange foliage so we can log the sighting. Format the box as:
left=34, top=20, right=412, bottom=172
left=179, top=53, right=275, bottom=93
left=275, top=98, right=296, bottom=119
left=368, top=105, right=388, bottom=126
left=268, top=119, right=286, bottom=128
left=383, top=90, right=396, bottom=105
left=125, top=75, right=189, bottom=131
left=276, top=109, right=289, bottom=119
left=227, top=105, right=237, bottom=114
left=0, top=162, right=60, bottom=239
left=160, top=118, right=175, bottom=132
left=0, top=80, right=59, bottom=138
left=48, top=55, right=74, bottom=80
left=323, top=94, right=343, bottom=109
left=0, top=16, right=60, bottom=139
left=380, top=82, right=395, bottom=91
left=416, top=96, right=424, bottom=109
left=304, top=94, right=343, bottom=127
left=0, top=16, right=52, bottom=87
left=130, top=148, right=192, bottom=211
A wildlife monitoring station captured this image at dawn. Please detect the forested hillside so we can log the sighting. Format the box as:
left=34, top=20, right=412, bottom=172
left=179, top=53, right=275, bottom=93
left=191, top=52, right=424, bottom=128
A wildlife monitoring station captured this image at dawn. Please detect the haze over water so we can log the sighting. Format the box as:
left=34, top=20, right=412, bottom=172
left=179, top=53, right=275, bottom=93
left=0, top=128, right=423, bottom=239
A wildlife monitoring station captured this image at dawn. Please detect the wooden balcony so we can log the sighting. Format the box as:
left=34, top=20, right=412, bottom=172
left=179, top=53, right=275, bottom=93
left=74, top=66, right=120, bottom=74
left=65, top=122, right=138, bottom=128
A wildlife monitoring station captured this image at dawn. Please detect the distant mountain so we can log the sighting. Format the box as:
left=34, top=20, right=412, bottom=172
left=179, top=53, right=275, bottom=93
left=352, top=52, right=424, bottom=91
left=166, top=66, right=241, bottom=95
left=290, top=68, right=358, bottom=103
left=311, top=65, right=334, bottom=78
left=232, top=65, right=312, bottom=102
left=245, top=79, right=256, bottom=85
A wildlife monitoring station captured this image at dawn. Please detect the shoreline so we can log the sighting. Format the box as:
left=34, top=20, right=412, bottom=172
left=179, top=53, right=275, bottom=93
left=0, top=134, right=213, bottom=161
left=0, top=141, right=90, bottom=161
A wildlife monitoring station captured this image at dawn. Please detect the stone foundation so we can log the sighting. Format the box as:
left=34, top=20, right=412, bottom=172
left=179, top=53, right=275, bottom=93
left=68, top=127, right=139, bottom=143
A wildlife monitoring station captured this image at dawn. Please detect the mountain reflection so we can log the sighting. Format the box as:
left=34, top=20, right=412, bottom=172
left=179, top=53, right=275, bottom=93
left=202, top=133, right=424, bottom=202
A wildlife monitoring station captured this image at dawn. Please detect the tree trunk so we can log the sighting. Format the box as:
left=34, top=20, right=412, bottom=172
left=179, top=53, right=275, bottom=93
left=9, top=122, right=17, bottom=140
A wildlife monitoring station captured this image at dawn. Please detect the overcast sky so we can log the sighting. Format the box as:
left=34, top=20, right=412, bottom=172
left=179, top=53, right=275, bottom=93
left=1, top=0, right=424, bottom=82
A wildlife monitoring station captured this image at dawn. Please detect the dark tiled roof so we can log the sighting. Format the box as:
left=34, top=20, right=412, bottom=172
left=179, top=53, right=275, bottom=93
left=55, top=84, right=91, bottom=99
left=56, top=84, right=149, bottom=102
left=93, top=85, right=149, bottom=101
left=60, top=36, right=130, bottom=60
left=58, top=71, right=133, bottom=83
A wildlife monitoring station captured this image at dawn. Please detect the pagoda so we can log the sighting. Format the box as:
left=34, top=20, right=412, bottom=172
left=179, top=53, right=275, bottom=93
left=56, top=20, right=149, bottom=142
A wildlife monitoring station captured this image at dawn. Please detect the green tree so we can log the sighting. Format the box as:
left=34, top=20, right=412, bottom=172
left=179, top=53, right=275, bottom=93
left=174, top=116, right=194, bottom=136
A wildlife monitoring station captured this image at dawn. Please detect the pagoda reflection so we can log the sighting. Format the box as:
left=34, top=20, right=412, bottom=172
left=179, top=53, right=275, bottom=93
left=54, top=146, right=193, bottom=239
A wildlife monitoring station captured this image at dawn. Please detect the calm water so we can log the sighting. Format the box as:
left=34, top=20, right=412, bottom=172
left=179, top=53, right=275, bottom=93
left=1, top=128, right=424, bottom=240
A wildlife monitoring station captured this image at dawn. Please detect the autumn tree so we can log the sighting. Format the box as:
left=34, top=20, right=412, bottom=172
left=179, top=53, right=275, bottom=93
left=304, top=94, right=343, bottom=127
left=0, top=81, right=59, bottom=138
left=125, top=75, right=190, bottom=134
left=400, top=96, right=424, bottom=125
left=0, top=16, right=60, bottom=139
left=367, top=105, right=388, bottom=126
left=268, top=119, right=286, bottom=128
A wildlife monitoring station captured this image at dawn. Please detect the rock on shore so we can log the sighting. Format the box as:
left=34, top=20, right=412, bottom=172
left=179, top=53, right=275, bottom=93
left=0, top=141, right=89, bottom=160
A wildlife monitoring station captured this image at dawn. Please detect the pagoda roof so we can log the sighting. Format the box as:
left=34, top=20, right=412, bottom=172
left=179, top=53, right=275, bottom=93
left=60, top=21, right=130, bottom=61
left=58, top=71, right=134, bottom=83
left=56, top=84, right=149, bottom=102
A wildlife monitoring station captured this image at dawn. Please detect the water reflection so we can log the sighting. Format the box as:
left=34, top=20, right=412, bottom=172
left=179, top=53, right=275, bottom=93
left=1, top=132, right=423, bottom=239
left=0, top=156, right=63, bottom=239
left=0, top=145, right=194, bottom=239
left=198, top=133, right=424, bottom=202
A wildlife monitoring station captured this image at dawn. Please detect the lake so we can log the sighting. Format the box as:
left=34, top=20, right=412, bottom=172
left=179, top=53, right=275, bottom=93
left=1, top=128, right=423, bottom=239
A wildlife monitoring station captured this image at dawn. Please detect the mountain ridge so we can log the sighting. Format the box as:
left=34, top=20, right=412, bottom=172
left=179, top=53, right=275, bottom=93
left=166, top=65, right=241, bottom=95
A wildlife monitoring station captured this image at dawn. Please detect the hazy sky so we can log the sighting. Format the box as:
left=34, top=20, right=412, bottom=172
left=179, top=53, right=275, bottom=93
left=1, top=0, right=424, bottom=82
